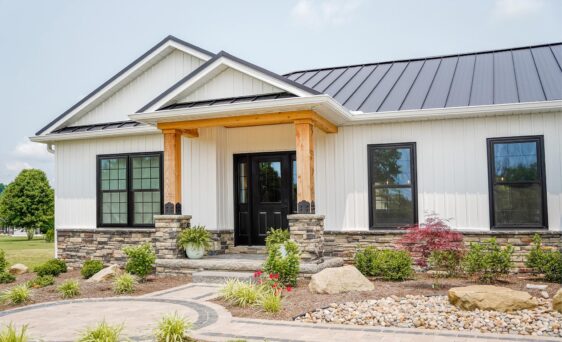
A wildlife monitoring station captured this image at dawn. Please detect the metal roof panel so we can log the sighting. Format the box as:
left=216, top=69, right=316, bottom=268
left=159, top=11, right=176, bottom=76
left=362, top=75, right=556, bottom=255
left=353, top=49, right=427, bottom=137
left=446, top=55, right=475, bottom=107
left=532, top=47, right=562, bottom=100
left=379, top=60, right=425, bottom=112
left=423, top=57, right=458, bottom=109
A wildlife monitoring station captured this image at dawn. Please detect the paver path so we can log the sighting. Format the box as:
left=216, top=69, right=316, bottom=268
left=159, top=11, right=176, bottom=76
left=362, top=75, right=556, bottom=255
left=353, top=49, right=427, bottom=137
left=0, top=283, right=559, bottom=342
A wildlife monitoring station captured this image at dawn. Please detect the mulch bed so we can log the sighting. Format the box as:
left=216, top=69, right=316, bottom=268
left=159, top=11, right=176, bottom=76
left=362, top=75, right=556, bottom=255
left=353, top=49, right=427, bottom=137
left=215, top=273, right=561, bottom=321
left=0, top=270, right=191, bottom=311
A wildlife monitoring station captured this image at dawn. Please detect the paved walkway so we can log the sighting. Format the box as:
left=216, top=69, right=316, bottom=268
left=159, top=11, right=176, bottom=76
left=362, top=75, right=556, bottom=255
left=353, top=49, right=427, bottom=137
left=0, top=283, right=559, bottom=342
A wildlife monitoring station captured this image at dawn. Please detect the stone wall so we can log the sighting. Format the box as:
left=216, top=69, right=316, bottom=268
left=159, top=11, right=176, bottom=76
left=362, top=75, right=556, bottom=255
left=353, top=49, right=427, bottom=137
left=209, top=230, right=234, bottom=255
left=324, top=230, right=562, bottom=272
left=288, top=214, right=325, bottom=261
left=57, top=215, right=191, bottom=269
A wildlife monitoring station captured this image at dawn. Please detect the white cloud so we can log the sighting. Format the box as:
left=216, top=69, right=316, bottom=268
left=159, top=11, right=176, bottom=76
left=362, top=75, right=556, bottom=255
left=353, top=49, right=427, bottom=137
left=291, top=0, right=363, bottom=29
left=13, top=140, right=52, bottom=161
left=493, top=0, right=545, bottom=18
left=1, top=139, right=54, bottom=184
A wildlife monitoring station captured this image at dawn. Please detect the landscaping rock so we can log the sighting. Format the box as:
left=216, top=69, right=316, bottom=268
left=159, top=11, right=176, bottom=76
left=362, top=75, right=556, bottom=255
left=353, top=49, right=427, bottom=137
left=526, top=283, right=548, bottom=290
left=8, top=263, right=28, bottom=275
left=553, top=289, right=562, bottom=313
left=86, top=264, right=120, bottom=282
left=448, top=285, right=538, bottom=312
left=308, top=265, right=374, bottom=294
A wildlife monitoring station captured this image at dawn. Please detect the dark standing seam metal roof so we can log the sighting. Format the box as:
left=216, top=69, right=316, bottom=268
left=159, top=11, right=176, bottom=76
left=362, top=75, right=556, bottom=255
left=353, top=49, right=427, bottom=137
left=50, top=121, right=145, bottom=135
left=159, top=92, right=296, bottom=111
left=35, top=35, right=214, bottom=136
left=283, top=43, right=562, bottom=113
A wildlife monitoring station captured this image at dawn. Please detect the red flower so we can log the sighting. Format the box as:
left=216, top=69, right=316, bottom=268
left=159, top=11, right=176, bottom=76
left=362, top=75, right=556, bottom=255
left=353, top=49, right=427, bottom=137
left=254, top=270, right=263, bottom=278
left=286, top=286, right=292, bottom=292
left=272, top=283, right=278, bottom=288
left=269, top=273, right=279, bottom=280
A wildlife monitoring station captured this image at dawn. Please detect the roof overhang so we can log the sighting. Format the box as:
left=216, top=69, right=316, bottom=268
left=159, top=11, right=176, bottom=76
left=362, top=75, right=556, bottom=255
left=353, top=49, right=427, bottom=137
left=131, top=95, right=351, bottom=126
left=30, top=125, right=160, bottom=143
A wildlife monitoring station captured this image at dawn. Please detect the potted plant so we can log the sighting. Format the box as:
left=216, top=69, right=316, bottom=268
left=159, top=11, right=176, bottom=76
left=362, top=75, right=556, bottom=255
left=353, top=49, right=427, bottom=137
left=176, top=225, right=212, bottom=259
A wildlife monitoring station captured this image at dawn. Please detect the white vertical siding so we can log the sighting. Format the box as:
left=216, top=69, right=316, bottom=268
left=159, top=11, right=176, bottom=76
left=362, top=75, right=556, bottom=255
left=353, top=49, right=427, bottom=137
left=54, top=134, right=163, bottom=229
left=180, top=67, right=283, bottom=102
left=72, top=50, right=204, bottom=126
left=315, top=111, right=562, bottom=231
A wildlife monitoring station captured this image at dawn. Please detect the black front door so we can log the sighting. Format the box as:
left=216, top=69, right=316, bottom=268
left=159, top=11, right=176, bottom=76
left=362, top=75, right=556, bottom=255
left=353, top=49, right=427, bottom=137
left=234, top=152, right=296, bottom=245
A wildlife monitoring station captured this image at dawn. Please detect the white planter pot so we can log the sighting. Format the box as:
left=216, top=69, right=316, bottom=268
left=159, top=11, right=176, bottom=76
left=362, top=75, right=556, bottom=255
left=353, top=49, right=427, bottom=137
left=184, top=243, right=205, bottom=259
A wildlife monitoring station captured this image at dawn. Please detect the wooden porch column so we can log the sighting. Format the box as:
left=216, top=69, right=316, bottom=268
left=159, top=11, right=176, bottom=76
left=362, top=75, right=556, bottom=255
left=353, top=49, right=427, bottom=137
left=295, top=119, right=315, bottom=214
left=163, top=129, right=182, bottom=214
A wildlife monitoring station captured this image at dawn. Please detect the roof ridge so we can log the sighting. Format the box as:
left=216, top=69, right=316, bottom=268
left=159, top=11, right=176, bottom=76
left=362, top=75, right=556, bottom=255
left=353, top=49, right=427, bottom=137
left=283, top=41, right=562, bottom=76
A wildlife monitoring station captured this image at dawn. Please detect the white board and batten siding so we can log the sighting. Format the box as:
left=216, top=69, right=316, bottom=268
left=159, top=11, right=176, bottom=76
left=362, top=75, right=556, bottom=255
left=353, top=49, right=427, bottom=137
left=55, top=134, right=163, bottom=229
left=316, top=110, right=562, bottom=232
left=54, top=111, right=562, bottom=232
left=179, top=67, right=283, bottom=103
left=71, top=50, right=204, bottom=126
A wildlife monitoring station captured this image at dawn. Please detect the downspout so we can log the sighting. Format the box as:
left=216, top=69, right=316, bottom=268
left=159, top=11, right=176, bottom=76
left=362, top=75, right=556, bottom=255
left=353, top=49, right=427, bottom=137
left=46, top=143, right=55, bottom=154
left=46, top=143, right=57, bottom=257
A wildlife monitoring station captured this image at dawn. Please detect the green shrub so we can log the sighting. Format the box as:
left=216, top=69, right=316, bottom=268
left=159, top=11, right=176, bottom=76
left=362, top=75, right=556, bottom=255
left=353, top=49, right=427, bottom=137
left=122, top=243, right=156, bottom=280
left=354, top=247, right=413, bottom=281
left=27, top=275, right=55, bottom=288
left=34, top=259, right=67, bottom=277
left=154, top=312, right=192, bottom=342
left=176, top=225, right=212, bottom=250
left=0, top=284, right=30, bottom=305
left=113, top=273, right=136, bottom=294
left=44, top=228, right=54, bottom=243
left=525, top=234, right=562, bottom=283
left=77, top=320, right=123, bottom=342
left=0, top=250, right=7, bottom=271
left=265, top=228, right=290, bottom=251
left=354, top=246, right=379, bottom=276
left=80, top=260, right=104, bottom=279
left=463, top=238, right=513, bottom=283
left=263, top=240, right=300, bottom=286
left=260, top=292, right=282, bottom=313
left=57, top=279, right=80, bottom=299
left=428, top=250, right=463, bottom=277
left=0, top=323, right=28, bottom=342
left=0, top=272, right=15, bottom=284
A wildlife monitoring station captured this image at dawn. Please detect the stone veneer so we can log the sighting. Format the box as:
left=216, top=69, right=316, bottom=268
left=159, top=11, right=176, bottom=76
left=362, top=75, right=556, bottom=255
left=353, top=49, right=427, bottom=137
left=288, top=214, right=325, bottom=261
left=57, top=215, right=191, bottom=269
left=324, top=230, right=562, bottom=272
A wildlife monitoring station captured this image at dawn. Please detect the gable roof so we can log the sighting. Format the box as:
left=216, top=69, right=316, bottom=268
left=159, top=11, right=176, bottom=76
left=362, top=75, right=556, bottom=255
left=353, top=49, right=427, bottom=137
left=35, top=35, right=214, bottom=136
left=138, top=51, right=320, bottom=112
left=284, top=42, right=562, bottom=113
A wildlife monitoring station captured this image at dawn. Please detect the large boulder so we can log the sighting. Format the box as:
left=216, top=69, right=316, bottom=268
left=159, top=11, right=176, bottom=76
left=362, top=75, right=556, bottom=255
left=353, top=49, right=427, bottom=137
left=8, top=263, right=28, bottom=275
left=553, top=289, right=562, bottom=313
left=86, top=264, right=120, bottom=283
left=448, top=285, right=538, bottom=312
left=309, top=265, right=374, bottom=294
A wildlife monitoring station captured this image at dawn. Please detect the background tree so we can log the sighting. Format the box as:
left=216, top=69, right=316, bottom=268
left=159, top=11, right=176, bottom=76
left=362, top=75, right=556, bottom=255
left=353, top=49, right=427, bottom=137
left=0, top=169, right=54, bottom=240
left=0, top=183, right=5, bottom=195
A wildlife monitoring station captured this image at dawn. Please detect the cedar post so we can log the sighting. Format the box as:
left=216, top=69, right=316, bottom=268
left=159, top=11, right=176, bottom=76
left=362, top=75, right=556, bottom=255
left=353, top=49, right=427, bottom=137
left=163, top=129, right=182, bottom=214
left=294, top=119, right=315, bottom=214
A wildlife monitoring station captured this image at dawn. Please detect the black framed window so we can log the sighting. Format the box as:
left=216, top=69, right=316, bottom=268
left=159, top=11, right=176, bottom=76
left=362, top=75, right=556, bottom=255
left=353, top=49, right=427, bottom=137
left=97, top=152, right=163, bottom=227
left=487, top=136, right=547, bottom=229
left=368, top=143, right=417, bottom=229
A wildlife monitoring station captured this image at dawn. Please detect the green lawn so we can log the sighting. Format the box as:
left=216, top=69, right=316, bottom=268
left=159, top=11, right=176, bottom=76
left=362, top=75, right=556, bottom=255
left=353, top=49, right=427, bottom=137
left=0, top=236, right=54, bottom=268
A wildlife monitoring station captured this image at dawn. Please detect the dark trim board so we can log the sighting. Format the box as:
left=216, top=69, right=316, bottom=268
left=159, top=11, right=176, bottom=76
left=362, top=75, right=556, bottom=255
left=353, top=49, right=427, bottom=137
left=367, top=142, right=418, bottom=230
left=96, top=151, right=164, bottom=228
left=486, top=135, right=548, bottom=230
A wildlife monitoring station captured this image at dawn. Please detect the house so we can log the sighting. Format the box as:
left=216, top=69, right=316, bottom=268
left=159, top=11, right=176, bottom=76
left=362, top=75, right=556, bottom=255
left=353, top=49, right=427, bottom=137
left=31, top=36, right=562, bottom=271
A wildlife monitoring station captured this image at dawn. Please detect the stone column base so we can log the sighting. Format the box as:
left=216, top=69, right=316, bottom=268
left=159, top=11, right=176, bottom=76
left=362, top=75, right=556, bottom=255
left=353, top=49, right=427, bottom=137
left=153, top=215, right=191, bottom=259
left=288, top=214, right=325, bottom=261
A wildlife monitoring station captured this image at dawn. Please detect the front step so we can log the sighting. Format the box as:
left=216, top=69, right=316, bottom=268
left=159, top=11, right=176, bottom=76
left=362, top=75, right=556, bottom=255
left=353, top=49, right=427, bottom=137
left=192, top=271, right=255, bottom=284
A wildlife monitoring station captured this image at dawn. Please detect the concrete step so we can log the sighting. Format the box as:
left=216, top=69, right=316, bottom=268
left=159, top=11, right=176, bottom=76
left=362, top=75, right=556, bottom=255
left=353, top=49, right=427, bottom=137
left=192, top=270, right=255, bottom=284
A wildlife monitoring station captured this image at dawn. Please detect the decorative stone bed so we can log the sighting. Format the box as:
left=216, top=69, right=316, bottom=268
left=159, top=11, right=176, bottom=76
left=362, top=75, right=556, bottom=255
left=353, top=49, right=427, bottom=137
left=295, top=295, right=562, bottom=337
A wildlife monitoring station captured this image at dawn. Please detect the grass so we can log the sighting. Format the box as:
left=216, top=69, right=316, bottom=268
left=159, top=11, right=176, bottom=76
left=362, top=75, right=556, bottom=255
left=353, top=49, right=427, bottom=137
left=0, top=236, right=54, bottom=269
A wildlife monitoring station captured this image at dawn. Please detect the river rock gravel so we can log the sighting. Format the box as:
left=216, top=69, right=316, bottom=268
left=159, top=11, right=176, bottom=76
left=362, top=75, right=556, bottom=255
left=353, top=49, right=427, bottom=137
left=295, top=295, right=562, bottom=337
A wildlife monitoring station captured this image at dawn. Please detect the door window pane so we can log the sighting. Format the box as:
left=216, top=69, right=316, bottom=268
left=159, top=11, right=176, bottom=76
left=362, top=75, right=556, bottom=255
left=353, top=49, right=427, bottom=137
left=238, top=162, right=248, bottom=204
left=258, top=161, right=281, bottom=203
left=369, top=144, right=416, bottom=228
left=489, top=137, right=546, bottom=228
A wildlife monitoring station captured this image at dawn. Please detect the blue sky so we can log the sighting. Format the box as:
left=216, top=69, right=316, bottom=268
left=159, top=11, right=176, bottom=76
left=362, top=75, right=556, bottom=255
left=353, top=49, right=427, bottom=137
left=0, top=0, right=561, bottom=184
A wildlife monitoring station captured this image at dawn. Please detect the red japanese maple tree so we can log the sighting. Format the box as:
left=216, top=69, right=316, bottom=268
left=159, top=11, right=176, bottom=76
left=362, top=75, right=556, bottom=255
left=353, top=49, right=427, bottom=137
left=398, top=213, right=464, bottom=267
